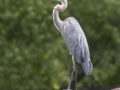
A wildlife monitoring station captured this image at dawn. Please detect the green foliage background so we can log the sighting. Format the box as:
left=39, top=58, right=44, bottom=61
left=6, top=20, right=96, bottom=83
left=0, top=0, right=120, bottom=90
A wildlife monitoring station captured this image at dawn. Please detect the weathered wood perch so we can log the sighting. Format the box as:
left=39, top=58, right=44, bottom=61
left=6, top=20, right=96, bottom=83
left=111, top=88, right=120, bottom=90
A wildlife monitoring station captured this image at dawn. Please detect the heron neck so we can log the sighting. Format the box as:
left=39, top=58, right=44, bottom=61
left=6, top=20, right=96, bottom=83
left=53, top=9, right=63, bottom=32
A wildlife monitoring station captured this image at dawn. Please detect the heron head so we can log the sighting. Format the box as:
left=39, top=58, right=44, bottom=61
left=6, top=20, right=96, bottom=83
left=53, top=0, right=68, bottom=12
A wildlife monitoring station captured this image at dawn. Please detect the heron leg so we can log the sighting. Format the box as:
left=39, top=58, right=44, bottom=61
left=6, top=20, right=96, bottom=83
left=75, top=66, right=77, bottom=90
left=67, top=56, right=76, bottom=90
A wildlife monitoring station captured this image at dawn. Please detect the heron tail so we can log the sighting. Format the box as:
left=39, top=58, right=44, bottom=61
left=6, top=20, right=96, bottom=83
left=82, top=60, right=93, bottom=76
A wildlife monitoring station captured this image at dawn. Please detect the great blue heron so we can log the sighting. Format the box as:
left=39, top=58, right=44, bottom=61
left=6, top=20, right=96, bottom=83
left=53, top=0, right=93, bottom=90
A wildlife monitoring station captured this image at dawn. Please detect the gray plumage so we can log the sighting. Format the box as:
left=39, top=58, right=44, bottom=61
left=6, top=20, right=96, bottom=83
left=53, top=0, right=93, bottom=76
left=62, top=17, right=93, bottom=75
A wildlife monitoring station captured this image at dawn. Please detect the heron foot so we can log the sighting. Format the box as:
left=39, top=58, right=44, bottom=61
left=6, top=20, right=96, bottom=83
left=63, top=89, right=72, bottom=90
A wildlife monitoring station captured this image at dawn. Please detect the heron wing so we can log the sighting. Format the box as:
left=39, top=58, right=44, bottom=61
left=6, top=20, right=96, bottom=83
left=61, top=17, right=93, bottom=75
left=61, top=17, right=90, bottom=64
